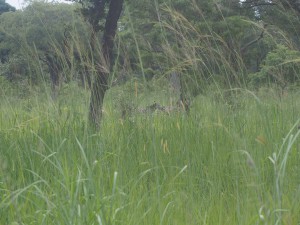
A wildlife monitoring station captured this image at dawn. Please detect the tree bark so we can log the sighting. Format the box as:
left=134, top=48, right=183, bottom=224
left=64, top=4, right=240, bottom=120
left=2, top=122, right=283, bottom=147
left=45, top=52, right=61, bottom=99
left=89, top=0, right=124, bottom=129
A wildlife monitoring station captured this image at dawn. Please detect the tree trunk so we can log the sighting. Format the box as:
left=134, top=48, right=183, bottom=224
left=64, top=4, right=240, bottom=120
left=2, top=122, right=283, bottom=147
left=89, top=0, right=124, bottom=129
left=45, top=52, right=60, bottom=100
left=89, top=71, right=108, bottom=128
left=177, top=72, right=190, bottom=113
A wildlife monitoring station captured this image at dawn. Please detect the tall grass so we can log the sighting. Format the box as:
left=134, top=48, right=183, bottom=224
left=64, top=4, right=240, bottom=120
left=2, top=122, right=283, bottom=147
left=1, top=84, right=300, bottom=224
left=1, top=1, right=300, bottom=224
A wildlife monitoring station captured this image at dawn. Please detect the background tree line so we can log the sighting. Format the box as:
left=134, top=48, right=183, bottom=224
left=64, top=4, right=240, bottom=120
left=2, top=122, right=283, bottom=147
left=1, top=0, right=300, bottom=127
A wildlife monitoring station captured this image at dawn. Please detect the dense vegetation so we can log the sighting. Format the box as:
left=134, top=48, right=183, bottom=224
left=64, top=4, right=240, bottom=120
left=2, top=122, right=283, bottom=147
left=1, top=0, right=300, bottom=224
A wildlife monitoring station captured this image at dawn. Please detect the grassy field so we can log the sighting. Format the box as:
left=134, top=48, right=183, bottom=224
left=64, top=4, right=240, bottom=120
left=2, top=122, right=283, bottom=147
left=1, top=83, right=300, bottom=225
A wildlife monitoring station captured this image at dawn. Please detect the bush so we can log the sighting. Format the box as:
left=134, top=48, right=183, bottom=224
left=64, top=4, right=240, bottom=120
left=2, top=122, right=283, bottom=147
left=250, top=45, right=300, bottom=89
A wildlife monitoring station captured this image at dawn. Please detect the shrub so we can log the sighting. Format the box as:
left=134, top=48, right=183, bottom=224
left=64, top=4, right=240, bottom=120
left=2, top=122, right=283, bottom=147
left=250, top=44, right=300, bottom=90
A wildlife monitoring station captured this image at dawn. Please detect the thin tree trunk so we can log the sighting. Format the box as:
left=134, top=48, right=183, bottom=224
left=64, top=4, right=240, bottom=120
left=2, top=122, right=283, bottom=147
left=178, top=72, right=190, bottom=113
left=89, top=70, right=108, bottom=128
left=89, top=0, right=124, bottom=129
left=45, top=53, right=60, bottom=100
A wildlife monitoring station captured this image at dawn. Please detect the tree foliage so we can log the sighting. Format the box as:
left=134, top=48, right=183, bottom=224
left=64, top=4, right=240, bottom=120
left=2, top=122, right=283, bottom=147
left=250, top=44, right=300, bottom=89
left=1, top=0, right=300, bottom=113
left=0, top=2, right=89, bottom=89
left=0, top=0, right=15, bottom=15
